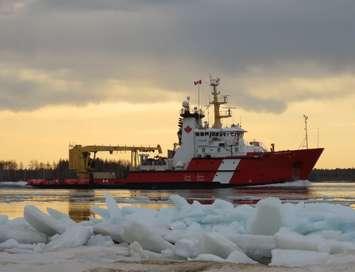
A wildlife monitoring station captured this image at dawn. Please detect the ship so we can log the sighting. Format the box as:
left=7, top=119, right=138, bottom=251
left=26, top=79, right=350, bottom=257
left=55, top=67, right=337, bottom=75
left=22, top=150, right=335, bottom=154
left=28, top=77, right=323, bottom=188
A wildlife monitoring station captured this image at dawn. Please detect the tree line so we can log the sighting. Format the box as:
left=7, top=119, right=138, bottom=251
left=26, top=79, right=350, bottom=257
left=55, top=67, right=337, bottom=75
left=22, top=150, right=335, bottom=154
left=309, top=168, right=355, bottom=182
left=0, top=159, right=354, bottom=182
left=0, top=159, right=129, bottom=181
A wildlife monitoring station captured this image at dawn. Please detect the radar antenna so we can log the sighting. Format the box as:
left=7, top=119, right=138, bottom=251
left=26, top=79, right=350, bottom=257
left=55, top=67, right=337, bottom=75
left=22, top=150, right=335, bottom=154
left=209, top=77, right=232, bottom=128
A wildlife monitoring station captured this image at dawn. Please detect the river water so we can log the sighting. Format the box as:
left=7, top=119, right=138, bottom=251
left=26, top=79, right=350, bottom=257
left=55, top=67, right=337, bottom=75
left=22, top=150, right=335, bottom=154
left=0, top=182, right=354, bottom=221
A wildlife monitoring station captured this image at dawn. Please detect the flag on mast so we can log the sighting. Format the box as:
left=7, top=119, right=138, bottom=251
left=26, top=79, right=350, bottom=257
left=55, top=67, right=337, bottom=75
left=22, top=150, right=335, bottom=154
left=193, top=79, right=202, bottom=85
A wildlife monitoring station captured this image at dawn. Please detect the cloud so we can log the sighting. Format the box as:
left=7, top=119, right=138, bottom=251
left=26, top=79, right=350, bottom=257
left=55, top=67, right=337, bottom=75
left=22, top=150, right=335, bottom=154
left=0, top=0, right=355, bottom=112
left=0, top=66, right=179, bottom=111
left=0, top=0, right=28, bottom=14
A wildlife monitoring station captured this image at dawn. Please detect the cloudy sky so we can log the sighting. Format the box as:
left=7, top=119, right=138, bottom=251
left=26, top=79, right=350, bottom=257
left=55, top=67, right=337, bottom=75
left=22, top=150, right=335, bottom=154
left=0, top=0, right=354, bottom=167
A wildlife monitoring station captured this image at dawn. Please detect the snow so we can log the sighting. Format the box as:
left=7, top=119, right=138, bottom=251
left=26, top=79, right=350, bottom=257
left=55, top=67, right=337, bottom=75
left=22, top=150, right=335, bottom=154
left=193, top=253, right=226, bottom=262
left=270, top=249, right=330, bottom=267
left=226, top=250, right=257, bottom=264
left=86, top=234, right=114, bottom=247
left=0, top=194, right=355, bottom=271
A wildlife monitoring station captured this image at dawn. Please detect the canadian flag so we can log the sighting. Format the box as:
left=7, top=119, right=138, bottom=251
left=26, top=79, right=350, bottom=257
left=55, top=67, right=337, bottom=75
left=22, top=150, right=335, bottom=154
left=193, top=80, right=202, bottom=85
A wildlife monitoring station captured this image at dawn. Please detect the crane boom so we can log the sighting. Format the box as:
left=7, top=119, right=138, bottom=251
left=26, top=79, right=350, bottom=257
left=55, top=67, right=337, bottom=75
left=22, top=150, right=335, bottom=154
left=69, top=144, right=162, bottom=177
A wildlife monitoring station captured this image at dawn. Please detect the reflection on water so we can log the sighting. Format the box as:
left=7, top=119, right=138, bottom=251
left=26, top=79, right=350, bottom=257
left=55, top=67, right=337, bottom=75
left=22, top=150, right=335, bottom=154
left=0, top=182, right=354, bottom=221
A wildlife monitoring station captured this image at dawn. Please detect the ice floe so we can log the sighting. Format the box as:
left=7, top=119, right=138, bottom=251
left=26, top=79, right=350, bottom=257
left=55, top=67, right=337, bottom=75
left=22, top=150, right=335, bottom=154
left=0, top=194, right=354, bottom=270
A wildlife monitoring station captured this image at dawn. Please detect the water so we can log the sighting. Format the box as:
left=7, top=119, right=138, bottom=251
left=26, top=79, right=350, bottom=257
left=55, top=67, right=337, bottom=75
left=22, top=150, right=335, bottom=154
left=0, top=182, right=354, bottom=221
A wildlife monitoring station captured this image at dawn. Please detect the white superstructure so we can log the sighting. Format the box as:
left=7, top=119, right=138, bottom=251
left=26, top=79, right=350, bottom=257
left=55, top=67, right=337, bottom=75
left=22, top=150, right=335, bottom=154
left=171, top=77, right=266, bottom=169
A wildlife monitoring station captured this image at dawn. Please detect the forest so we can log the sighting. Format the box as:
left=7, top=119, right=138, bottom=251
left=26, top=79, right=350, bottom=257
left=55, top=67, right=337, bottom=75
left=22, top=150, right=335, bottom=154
left=0, top=159, right=129, bottom=181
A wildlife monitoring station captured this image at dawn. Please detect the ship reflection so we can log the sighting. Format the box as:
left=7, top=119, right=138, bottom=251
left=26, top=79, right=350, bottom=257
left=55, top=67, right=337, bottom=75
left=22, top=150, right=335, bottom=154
left=67, top=190, right=95, bottom=221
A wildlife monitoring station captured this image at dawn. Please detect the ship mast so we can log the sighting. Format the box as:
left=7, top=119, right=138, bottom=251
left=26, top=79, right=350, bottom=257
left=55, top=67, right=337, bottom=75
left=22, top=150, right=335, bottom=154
left=303, top=114, right=309, bottom=149
left=209, top=77, right=232, bottom=128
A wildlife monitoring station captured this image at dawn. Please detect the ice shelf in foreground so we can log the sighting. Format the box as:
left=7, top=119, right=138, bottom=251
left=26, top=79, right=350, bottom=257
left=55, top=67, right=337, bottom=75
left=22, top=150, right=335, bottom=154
left=0, top=194, right=354, bottom=268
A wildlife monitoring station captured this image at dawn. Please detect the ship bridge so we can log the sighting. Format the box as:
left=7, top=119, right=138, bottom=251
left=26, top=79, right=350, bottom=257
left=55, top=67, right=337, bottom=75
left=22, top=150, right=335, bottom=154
left=194, top=125, right=247, bottom=157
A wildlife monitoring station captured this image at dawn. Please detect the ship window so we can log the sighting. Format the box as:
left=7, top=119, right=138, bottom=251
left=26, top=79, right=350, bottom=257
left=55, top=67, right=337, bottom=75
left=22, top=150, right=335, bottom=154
left=219, top=143, right=225, bottom=147
left=195, top=132, right=200, bottom=136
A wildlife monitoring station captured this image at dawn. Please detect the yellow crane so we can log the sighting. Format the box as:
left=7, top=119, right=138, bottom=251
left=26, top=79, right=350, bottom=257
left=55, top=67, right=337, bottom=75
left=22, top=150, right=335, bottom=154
left=69, top=144, right=162, bottom=178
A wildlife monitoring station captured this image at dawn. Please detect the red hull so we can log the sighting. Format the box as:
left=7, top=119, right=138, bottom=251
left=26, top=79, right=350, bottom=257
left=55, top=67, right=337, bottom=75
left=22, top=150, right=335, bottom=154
left=28, top=148, right=323, bottom=188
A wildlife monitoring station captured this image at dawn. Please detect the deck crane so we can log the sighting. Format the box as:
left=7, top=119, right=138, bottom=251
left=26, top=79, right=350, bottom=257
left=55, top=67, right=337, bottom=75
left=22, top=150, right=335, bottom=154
left=69, top=144, right=162, bottom=178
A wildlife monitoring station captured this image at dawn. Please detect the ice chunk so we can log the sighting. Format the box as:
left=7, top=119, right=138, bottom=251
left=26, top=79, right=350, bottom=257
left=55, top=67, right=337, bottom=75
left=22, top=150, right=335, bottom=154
left=270, top=249, right=329, bottom=267
left=47, top=208, right=75, bottom=225
left=129, top=241, right=164, bottom=260
left=129, top=240, right=146, bottom=259
left=169, top=221, right=186, bottom=230
left=0, top=215, right=8, bottom=225
left=248, top=197, right=282, bottom=235
left=169, top=194, right=189, bottom=210
left=0, top=239, right=19, bottom=250
left=174, top=232, right=241, bottom=259
left=0, top=239, right=37, bottom=253
left=327, top=240, right=355, bottom=254
left=121, top=221, right=172, bottom=253
left=105, top=194, right=122, bottom=223
left=228, top=234, right=276, bottom=258
left=46, top=225, right=93, bottom=251
left=86, top=234, right=114, bottom=247
left=164, top=229, right=197, bottom=244
left=200, top=232, right=240, bottom=258
left=93, top=222, right=123, bottom=243
left=274, top=228, right=330, bottom=252
left=0, top=223, right=47, bottom=244
left=24, top=205, right=65, bottom=236
left=226, top=250, right=257, bottom=264
left=90, top=206, right=110, bottom=220
left=212, top=199, right=234, bottom=210
left=124, top=208, right=161, bottom=228
left=174, top=238, right=200, bottom=258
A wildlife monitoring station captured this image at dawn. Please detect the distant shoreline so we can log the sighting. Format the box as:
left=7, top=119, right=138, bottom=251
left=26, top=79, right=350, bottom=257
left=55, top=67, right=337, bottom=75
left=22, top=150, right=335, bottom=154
left=1, top=159, right=354, bottom=183
left=309, top=168, right=355, bottom=182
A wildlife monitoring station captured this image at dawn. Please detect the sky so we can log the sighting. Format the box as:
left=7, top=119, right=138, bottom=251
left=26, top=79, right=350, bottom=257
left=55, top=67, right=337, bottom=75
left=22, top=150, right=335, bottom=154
left=0, top=0, right=354, bottom=168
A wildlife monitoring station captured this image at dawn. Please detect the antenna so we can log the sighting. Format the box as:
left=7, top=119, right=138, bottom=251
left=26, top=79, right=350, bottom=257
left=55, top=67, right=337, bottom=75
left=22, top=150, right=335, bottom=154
left=317, top=128, right=319, bottom=148
left=205, top=103, right=211, bottom=126
left=193, top=79, right=202, bottom=109
left=303, top=114, right=309, bottom=149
